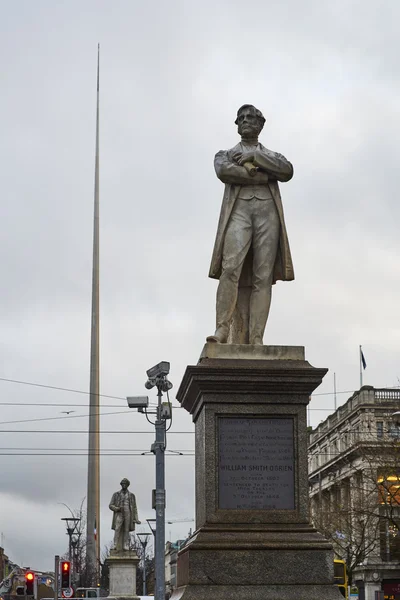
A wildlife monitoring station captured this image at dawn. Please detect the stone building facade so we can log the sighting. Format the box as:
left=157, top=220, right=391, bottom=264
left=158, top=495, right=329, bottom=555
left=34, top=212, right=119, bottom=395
left=165, top=540, right=187, bottom=597
left=0, top=547, right=9, bottom=584
left=308, top=386, right=400, bottom=600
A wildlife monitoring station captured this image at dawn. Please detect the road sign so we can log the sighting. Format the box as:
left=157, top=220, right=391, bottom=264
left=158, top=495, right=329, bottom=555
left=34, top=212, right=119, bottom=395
left=62, top=587, right=74, bottom=598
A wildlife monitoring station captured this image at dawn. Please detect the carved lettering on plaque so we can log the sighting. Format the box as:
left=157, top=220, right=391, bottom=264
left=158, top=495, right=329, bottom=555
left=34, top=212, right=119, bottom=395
left=218, top=417, right=295, bottom=510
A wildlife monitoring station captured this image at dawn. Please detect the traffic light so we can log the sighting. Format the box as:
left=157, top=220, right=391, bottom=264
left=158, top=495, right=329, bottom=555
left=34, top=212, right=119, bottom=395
left=25, top=572, right=34, bottom=596
left=61, top=561, right=71, bottom=588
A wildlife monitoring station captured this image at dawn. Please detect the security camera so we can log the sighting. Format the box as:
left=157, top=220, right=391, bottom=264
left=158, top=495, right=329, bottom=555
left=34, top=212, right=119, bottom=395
left=146, top=361, right=170, bottom=379
left=126, top=396, right=149, bottom=409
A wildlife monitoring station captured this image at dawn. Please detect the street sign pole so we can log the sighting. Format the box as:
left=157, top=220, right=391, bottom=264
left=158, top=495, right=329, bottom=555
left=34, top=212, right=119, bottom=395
left=54, top=556, right=59, bottom=600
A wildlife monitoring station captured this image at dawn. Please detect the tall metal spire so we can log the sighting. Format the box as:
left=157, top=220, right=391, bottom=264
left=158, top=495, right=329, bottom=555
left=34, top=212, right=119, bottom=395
left=86, top=43, right=100, bottom=584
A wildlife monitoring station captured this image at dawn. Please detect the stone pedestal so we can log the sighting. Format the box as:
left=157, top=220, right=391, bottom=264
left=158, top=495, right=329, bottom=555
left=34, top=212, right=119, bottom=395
left=106, top=550, right=140, bottom=600
left=171, top=344, right=343, bottom=600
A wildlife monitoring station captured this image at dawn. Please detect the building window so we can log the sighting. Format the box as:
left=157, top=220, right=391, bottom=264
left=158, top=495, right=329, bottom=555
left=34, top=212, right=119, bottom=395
left=389, top=423, right=400, bottom=439
left=377, top=421, right=383, bottom=438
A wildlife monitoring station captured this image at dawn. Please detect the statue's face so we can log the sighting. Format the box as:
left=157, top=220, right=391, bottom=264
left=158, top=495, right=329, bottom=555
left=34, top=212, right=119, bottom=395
left=237, top=107, right=260, bottom=137
left=121, top=480, right=129, bottom=491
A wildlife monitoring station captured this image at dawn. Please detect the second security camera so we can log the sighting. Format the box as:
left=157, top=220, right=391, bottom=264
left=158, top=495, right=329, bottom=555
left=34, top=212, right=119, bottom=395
left=146, top=361, right=170, bottom=380
left=126, top=396, right=149, bottom=409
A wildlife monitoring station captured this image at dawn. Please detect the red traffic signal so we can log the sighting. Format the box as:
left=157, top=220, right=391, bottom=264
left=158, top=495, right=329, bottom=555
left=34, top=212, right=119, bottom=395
left=25, top=572, right=34, bottom=596
left=61, top=561, right=71, bottom=588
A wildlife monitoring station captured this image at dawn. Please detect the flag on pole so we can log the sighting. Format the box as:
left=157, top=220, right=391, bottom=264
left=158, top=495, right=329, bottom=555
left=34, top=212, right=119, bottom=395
left=94, top=518, right=97, bottom=541
left=360, top=347, right=367, bottom=370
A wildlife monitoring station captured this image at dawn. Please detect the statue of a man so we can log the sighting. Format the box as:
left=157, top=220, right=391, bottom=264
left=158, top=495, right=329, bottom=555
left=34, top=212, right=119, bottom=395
left=207, top=104, right=294, bottom=345
left=109, top=478, right=140, bottom=552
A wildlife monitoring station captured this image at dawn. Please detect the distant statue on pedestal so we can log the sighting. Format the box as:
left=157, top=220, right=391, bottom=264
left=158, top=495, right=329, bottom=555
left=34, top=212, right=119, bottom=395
left=109, top=478, right=140, bottom=552
left=207, top=104, right=294, bottom=345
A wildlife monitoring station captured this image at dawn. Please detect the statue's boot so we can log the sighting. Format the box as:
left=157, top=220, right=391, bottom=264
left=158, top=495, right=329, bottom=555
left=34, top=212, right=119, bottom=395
left=206, top=326, right=229, bottom=343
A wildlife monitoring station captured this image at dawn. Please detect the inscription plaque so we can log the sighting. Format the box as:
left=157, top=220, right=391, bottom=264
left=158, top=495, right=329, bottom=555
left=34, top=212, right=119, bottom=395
left=218, top=417, right=295, bottom=510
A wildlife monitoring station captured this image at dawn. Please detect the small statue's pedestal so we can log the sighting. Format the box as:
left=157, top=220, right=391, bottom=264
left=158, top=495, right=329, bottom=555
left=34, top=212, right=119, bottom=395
left=171, top=344, right=343, bottom=600
left=105, top=549, right=140, bottom=600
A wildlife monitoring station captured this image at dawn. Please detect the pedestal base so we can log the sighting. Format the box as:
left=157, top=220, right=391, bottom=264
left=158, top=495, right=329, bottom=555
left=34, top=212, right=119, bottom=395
left=172, top=524, right=342, bottom=600
left=105, top=550, right=140, bottom=600
left=171, top=346, right=343, bottom=600
left=172, top=583, right=342, bottom=600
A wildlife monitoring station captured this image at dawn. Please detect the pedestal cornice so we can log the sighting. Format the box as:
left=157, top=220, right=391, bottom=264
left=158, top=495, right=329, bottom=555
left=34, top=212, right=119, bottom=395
left=177, top=353, right=327, bottom=421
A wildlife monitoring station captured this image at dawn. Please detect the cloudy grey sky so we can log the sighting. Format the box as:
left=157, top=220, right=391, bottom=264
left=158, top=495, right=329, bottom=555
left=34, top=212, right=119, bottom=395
left=1, top=0, right=399, bottom=572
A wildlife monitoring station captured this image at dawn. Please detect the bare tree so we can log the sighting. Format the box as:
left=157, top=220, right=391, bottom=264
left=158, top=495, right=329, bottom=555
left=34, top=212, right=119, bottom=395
left=131, top=533, right=155, bottom=596
left=311, top=472, right=380, bottom=583
left=310, top=435, right=400, bottom=584
left=60, top=500, right=98, bottom=589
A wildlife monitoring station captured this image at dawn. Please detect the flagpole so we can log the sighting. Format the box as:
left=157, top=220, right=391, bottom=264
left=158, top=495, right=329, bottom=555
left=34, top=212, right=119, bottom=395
left=359, top=345, right=363, bottom=388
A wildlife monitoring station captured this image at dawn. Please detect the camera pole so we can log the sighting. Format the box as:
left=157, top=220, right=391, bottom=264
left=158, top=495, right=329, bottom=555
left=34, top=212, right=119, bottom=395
left=126, top=362, right=172, bottom=600
left=154, top=382, right=166, bottom=600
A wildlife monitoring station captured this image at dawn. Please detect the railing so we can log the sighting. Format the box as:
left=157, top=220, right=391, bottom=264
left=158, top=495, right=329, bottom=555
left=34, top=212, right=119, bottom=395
left=375, top=389, right=400, bottom=400
left=309, top=389, right=400, bottom=445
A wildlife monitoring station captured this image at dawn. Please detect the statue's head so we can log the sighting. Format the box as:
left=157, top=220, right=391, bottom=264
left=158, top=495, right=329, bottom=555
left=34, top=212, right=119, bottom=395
left=235, top=104, right=265, bottom=137
left=120, top=478, right=130, bottom=490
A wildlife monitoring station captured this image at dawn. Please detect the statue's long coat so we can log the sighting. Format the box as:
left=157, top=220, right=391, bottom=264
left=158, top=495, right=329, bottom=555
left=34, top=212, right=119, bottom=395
left=109, top=490, right=138, bottom=532
left=209, top=142, right=294, bottom=284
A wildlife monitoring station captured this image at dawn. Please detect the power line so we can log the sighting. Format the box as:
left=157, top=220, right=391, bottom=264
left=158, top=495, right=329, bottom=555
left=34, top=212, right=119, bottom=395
left=0, top=399, right=348, bottom=427
left=0, top=447, right=194, bottom=451
left=0, top=402, right=161, bottom=408
left=0, top=447, right=390, bottom=457
left=0, top=448, right=359, bottom=455
left=0, top=426, right=392, bottom=435
left=0, top=447, right=392, bottom=457
left=0, top=376, right=342, bottom=400
left=1, top=374, right=397, bottom=403
left=0, top=409, right=134, bottom=426
left=0, top=401, right=343, bottom=412
left=0, top=452, right=195, bottom=456
left=0, top=376, right=126, bottom=399
left=0, top=429, right=194, bottom=434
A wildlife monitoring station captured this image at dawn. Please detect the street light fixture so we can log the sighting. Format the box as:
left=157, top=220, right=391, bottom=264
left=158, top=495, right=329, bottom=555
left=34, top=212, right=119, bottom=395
left=61, top=517, right=81, bottom=569
left=146, top=519, right=157, bottom=537
left=137, top=533, right=151, bottom=596
left=127, top=361, right=173, bottom=600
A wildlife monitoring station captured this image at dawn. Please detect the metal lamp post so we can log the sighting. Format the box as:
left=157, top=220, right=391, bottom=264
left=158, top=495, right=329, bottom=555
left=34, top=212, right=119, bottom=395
left=127, top=361, right=173, bottom=600
left=61, top=517, right=81, bottom=577
left=71, top=533, right=81, bottom=586
left=137, top=533, right=151, bottom=595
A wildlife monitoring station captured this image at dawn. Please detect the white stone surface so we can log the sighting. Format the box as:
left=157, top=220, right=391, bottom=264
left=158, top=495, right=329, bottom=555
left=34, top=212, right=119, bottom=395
left=199, top=343, right=305, bottom=361
left=107, top=552, right=139, bottom=599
